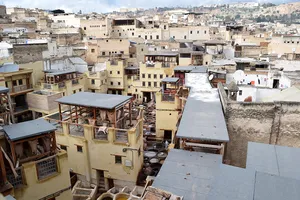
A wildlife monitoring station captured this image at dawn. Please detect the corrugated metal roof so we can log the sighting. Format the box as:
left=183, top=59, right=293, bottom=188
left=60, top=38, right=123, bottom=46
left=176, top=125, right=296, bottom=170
left=56, top=92, right=132, bottom=109
left=152, top=149, right=222, bottom=200
left=145, top=52, right=178, bottom=56
left=68, top=57, right=87, bottom=65
left=247, top=142, right=300, bottom=180
left=207, top=165, right=256, bottom=200
left=176, top=73, right=229, bottom=142
left=0, top=86, right=9, bottom=93
left=161, top=77, right=179, bottom=83
left=254, top=172, right=300, bottom=200
left=0, top=63, right=19, bottom=73
left=3, top=119, right=56, bottom=141
left=44, top=69, right=77, bottom=76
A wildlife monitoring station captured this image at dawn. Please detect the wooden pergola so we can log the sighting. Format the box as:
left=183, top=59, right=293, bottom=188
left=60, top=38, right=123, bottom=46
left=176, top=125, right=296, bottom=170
left=57, top=93, right=134, bottom=129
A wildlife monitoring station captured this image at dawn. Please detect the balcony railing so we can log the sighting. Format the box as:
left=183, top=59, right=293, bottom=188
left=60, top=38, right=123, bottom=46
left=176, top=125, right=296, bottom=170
left=162, top=93, right=175, bottom=102
left=146, top=63, right=155, bottom=67
left=44, top=83, right=52, bottom=89
left=36, top=156, right=58, bottom=180
left=72, top=79, right=79, bottom=85
left=69, top=124, right=84, bottom=137
left=115, top=129, right=128, bottom=143
left=58, top=82, right=65, bottom=88
left=13, top=85, right=30, bottom=93
left=94, top=127, right=108, bottom=140
left=7, top=167, right=24, bottom=189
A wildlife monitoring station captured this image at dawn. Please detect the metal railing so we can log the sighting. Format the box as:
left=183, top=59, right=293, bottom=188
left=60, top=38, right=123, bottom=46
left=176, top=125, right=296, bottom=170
left=72, top=79, right=79, bottom=85
left=7, top=167, right=24, bottom=188
left=69, top=124, right=84, bottom=137
left=115, top=129, right=128, bottom=143
left=162, top=94, right=175, bottom=102
left=36, top=156, right=58, bottom=180
left=13, top=85, right=29, bottom=92
left=94, top=127, right=108, bottom=140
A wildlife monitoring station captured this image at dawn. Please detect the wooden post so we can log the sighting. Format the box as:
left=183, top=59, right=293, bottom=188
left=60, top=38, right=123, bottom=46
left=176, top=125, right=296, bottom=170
left=75, top=106, right=78, bottom=124
left=58, top=103, right=62, bottom=121
left=10, top=142, right=16, bottom=166
left=93, top=108, right=96, bottom=120
left=7, top=94, right=15, bottom=124
left=129, top=101, right=132, bottom=125
left=70, top=106, right=73, bottom=122
left=0, top=151, right=7, bottom=182
left=52, top=132, right=57, bottom=152
left=114, top=108, right=117, bottom=128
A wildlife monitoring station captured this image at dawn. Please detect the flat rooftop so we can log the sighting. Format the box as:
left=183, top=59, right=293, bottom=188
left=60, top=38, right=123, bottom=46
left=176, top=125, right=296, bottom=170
left=247, top=142, right=300, bottom=180
left=207, top=164, right=300, bottom=200
left=145, top=52, right=178, bottom=57
left=176, top=72, right=229, bottom=142
left=152, top=149, right=222, bottom=200
left=44, top=69, right=77, bottom=76
left=3, top=119, right=56, bottom=141
left=0, top=86, right=9, bottom=93
left=56, top=92, right=132, bottom=109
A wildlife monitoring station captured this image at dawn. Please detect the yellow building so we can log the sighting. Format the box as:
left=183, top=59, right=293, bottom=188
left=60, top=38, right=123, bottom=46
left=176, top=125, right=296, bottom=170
left=155, top=78, right=184, bottom=142
left=85, top=69, right=108, bottom=94
left=0, top=119, right=72, bottom=200
left=40, top=70, right=86, bottom=96
left=0, top=65, right=34, bottom=122
left=137, top=53, right=178, bottom=102
left=45, top=92, right=144, bottom=189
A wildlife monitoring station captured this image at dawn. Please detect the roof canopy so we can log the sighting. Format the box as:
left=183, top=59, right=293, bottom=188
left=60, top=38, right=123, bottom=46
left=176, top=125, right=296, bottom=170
left=56, top=92, right=132, bottom=109
left=4, top=119, right=56, bottom=141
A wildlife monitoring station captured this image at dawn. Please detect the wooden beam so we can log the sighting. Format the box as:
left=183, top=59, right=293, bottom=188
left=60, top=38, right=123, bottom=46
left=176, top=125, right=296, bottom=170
left=10, top=142, right=16, bottom=166
left=52, top=132, right=57, bottom=152
left=0, top=150, right=7, bottom=182
left=75, top=106, right=78, bottom=124
left=58, top=103, right=62, bottom=121
left=93, top=108, right=96, bottom=120
left=129, top=101, right=132, bottom=125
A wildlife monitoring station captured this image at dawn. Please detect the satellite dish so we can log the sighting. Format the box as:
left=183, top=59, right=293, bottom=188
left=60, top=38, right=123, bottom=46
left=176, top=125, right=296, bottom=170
left=209, top=74, right=214, bottom=80
left=233, top=70, right=245, bottom=83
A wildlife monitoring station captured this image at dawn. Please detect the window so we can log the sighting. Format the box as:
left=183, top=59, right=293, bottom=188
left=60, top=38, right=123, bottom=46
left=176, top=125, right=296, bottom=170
left=154, top=82, right=157, bottom=87
left=142, top=74, right=145, bottom=78
left=120, top=51, right=124, bottom=54
left=120, top=40, right=122, bottom=42
left=148, top=74, right=151, bottom=79
left=79, top=89, right=82, bottom=92
left=156, top=35, right=159, bottom=39
left=110, top=71, right=112, bottom=74
left=91, top=49, right=95, bottom=53
left=132, top=32, right=134, bottom=36
left=111, top=82, right=113, bottom=85
left=73, top=90, right=76, bottom=94
left=18, top=79, right=23, bottom=85
left=154, top=74, right=157, bottom=79
left=77, top=146, right=83, bottom=153
left=115, top=156, right=122, bottom=164
left=145, top=35, right=147, bottom=40
left=160, top=74, right=163, bottom=79
left=184, top=35, right=187, bottom=39
left=142, top=82, right=145, bottom=86
left=239, top=90, right=243, bottom=96
left=138, top=148, right=141, bottom=156
left=118, top=82, right=121, bottom=85
left=84, top=27, right=86, bottom=30
left=197, top=31, right=199, bottom=34
left=60, top=145, right=67, bottom=151
left=106, top=40, right=108, bottom=42
left=91, top=79, right=95, bottom=85
left=102, top=52, right=105, bottom=56
left=91, top=89, right=95, bottom=93
left=164, top=25, right=167, bottom=30
left=117, top=71, right=120, bottom=74
left=150, top=35, right=152, bottom=40
left=148, top=82, right=151, bottom=87
left=190, top=31, right=192, bottom=34
left=12, top=80, right=17, bottom=86
left=173, top=36, right=175, bottom=39
left=204, top=30, right=207, bottom=34
left=119, top=33, right=121, bottom=36
left=141, top=48, right=143, bottom=52
left=5, top=82, right=8, bottom=87
left=128, top=86, right=130, bottom=89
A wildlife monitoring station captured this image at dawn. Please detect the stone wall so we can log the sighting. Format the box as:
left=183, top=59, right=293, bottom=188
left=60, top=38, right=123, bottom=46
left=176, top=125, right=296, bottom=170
left=218, top=83, right=300, bottom=167
left=13, top=44, right=48, bottom=64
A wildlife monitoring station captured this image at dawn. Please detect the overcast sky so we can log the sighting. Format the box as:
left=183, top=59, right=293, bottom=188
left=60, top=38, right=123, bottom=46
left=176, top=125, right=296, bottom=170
left=2, top=0, right=297, bottom=13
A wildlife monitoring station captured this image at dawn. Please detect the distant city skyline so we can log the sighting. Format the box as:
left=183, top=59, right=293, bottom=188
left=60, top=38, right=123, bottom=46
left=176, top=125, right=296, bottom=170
left=3, top=0, right=299, bottom=13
